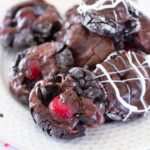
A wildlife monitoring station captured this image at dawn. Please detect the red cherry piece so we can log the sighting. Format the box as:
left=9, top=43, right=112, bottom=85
left=28, top=60, right=42, bottom=81
left=49, top=96, right=74, bottom=119
left=16, top=7, right=36, bottom=28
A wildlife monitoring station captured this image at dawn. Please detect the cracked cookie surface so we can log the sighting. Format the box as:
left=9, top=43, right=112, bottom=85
left=57, top=6, right=115, bottom=69
left=78, top=0, right=140, bottom=49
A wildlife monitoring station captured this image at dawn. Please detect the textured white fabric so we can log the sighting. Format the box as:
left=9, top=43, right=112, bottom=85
left=0, top=0, right=150, bottom=150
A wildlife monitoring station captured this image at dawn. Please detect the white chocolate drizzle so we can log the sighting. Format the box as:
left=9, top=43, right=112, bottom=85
left=78, top=0, right=141, bottom=15
left=78, top=0, right=128, bottom=16
left=99, top=78, right=150, bottom=84
left=95, top=65, right=150, bottom=78
left=106, top=60, right=131, bottom=104
left=96, top=51, right=150, bottom=121
left=126, top=52, right=147, bottom=110
left=97, top=63, right=138, bottom=111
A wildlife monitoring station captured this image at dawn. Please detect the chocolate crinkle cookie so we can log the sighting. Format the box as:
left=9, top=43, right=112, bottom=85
left=29, top=67, right=105, bottom=139
left=78, top=0, right=140, bottom=49
left=57, top=6, right=115, bottom=69
left=9, top=42, right=74, bottom=105
left=0, top=0, right=62, bottom=49
left=94, top=51, right=150, bottom=121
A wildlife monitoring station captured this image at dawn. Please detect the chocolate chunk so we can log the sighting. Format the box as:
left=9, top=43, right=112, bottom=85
left=69, top=68, right=105, bottom=102
left=36, top=85, right=62, bottom=107
left=56, top=48, right=74, bottom=73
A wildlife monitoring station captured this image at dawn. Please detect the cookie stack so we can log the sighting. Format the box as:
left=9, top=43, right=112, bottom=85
left=1, top=0, right=150, bottom=139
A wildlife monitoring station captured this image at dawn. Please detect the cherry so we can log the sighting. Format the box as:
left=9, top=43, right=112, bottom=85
left=49, top=96, right=74, bottom=119
left=15, top=7, right=36, bottom=28
left=28, top=60, right=42, bottom=81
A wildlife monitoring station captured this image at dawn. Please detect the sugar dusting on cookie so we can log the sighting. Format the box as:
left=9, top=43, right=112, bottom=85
left=78, top=0, right=128, bottom=14
left=78, top=0, right=140, bottom=15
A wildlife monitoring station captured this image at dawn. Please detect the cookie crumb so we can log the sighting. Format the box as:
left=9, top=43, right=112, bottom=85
left=0, top=113, right=4, bottom=117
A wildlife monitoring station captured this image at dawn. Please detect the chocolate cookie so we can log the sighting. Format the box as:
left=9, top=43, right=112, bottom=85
left=78, top=0, right=140, bottom=49
left=29, top=67, right=105, bottom=139
left=94, top=51, right=150, bottom=121
left=9, top=42, right=74, bottom=104
left=0, top=0, right=62, bottom=49
left=58, top=6, right=115, bottom=69
left=134, top=14, right=150, bottom=54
